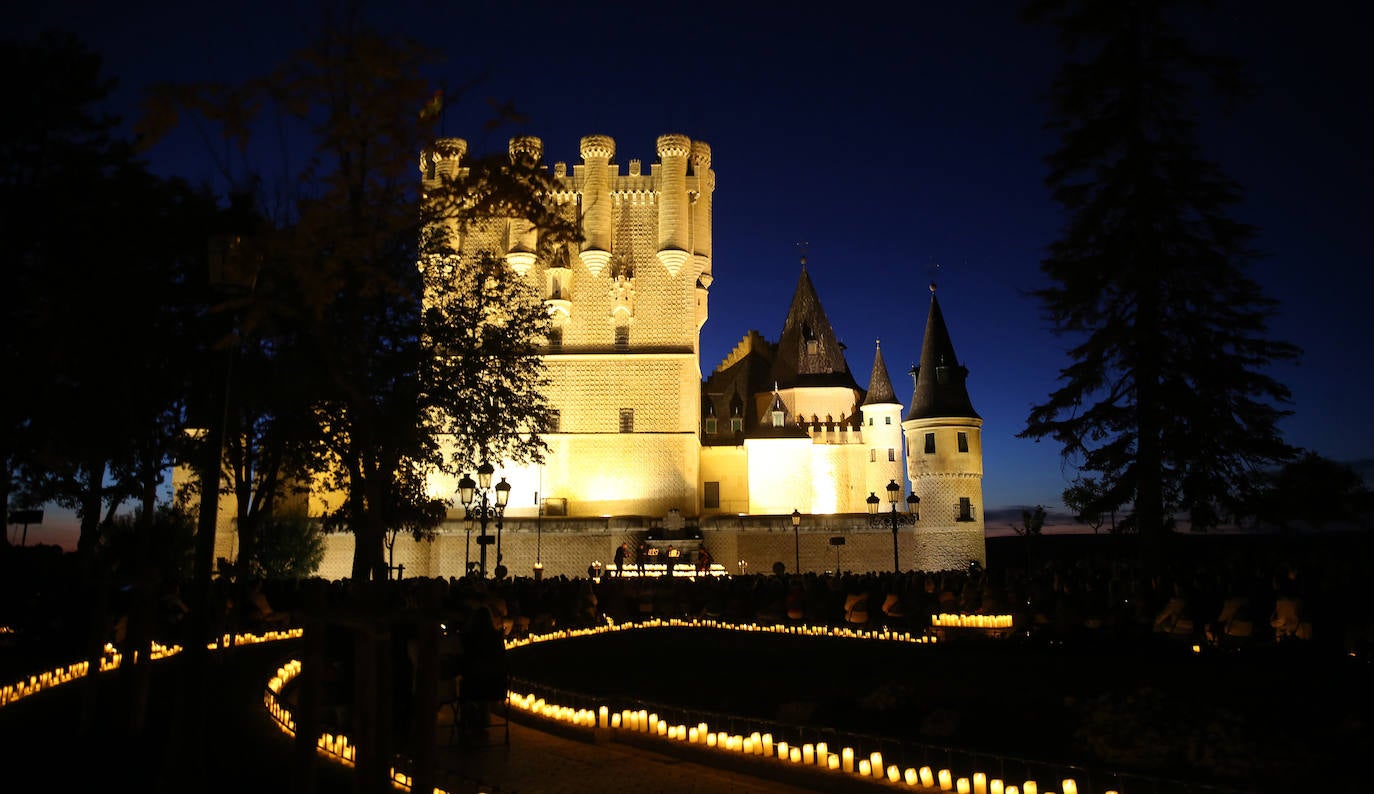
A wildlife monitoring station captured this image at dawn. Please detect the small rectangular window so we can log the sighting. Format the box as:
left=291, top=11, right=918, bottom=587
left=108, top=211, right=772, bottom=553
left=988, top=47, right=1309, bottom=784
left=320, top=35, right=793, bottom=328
left=924, top=433, right=935, bottom=454
left=888, top=448, right=896, bottom=461
left=619, top=408, right=634, bottom=433
left=870, top=449, right=877, bottom=462
left=549, top=409, right=561, bottom=433
left=957, top=497, right=974, bottom=522
left=730, top=417, right=743, bottom=433
left=614, top=326, right=630, bottom=351
left=884, top=416, right=892, bottom=425
left=547, top=328, right=562, bottom=352
left=957, top=432, right=968, bottom=453
left=704, top=481, right=721, bottom=509
left=705, top=417, right=717, bottom=434
left=868, top=417, right=873, bottom=426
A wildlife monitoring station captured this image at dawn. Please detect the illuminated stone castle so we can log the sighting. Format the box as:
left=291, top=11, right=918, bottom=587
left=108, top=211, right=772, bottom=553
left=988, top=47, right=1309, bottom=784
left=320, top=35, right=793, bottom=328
left=411, top=133, right=987, bottom=574
left=192, top=134, right=985, bottom=577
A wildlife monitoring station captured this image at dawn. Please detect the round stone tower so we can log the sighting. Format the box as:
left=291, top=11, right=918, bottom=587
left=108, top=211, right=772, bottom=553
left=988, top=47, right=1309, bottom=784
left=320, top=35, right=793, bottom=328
left=902, top=284, right=986, bottom=570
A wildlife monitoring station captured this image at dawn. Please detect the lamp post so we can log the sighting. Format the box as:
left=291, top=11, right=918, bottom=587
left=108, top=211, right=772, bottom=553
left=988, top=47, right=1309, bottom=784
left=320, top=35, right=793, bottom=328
left=867, top=479, right=918, bottom=573
left=791, top=509, right=802, bottom=574
left=456, top=462, right=511, bottom=578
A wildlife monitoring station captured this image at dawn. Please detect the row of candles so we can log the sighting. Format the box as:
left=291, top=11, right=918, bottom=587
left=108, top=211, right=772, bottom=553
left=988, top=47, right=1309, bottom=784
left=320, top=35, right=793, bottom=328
left=1, top=628, right=303, bottom=709
left=265, top=659, right=436, bottom=794
left=508, top=695, right=1106, bottom=793
left=502, top=615, right=987, bottom=652
left=930, top=613, right=1015, bottom=629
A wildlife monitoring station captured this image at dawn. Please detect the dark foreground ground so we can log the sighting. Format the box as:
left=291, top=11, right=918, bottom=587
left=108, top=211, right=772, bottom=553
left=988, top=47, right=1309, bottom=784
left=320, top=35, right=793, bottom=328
left=1, top=617, right=1367, bottom=794
left=506, top=627, right=1370, bottom=794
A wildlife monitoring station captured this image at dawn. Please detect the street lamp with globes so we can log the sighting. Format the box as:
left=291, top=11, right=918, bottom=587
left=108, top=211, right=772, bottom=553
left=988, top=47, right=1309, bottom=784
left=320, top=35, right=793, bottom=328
left=867, top=479, right=918, bottom=573
left=457, top=462, right=511, bottom=578
left=791, top=508, right=802, bottom=574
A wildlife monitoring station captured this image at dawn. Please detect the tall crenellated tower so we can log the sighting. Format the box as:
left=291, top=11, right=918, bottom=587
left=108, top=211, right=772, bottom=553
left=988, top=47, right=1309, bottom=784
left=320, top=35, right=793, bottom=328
left=902, top=284, right=987, bottom=569
left=419, top=134, right=714, bottom=518
left=861, top=340, right=906, bottom=501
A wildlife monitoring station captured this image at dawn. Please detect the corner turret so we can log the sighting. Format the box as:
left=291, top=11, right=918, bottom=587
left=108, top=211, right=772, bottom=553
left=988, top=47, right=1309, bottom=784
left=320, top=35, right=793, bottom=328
left=902, top=284, right=986, bottom=569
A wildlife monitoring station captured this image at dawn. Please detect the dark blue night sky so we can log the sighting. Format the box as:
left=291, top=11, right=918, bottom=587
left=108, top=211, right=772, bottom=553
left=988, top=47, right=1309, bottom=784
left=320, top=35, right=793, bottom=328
left=15, top=1, right=1373, bottom=537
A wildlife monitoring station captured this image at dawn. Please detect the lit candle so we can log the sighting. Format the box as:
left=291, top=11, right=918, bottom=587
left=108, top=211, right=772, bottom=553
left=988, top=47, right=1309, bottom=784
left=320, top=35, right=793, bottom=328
left=939, top=768, right=954, bottom=790
left=1062, top=781, right=1078, bottom=794
left=842, top=747, right=854, bottom=773
left=790, top=747, right=801, bottom=764
left=974, top=772, right=987, bottom=794
left=870, top=752, right=884, bottom=777
left=827, top=755, right=840, bottom=771
left=762, top=733, right=773, bottom=756
left=990, top=780, right=1004, bottom=794
left=905, top=768, right=919, bottom=786
left=688, top=727, right=698, bottom=743
left=1024, top=782, right=1037, bottom=794
left=598, top=706, right=608, bottom=728
left=778, top=741, right=789, bottom=760
left=920, top=766, right=935, bottom=787
left=816, top=741, right=827, bottom=764
left=859, top=760, right=872, bottom=776
left=888, top=765, right=901, bottom=783
left=1006, top=787, right=1019, bottom=794
left=802, top=744, right=814, bottom=765
left=958, top=778, right=971, bottom=794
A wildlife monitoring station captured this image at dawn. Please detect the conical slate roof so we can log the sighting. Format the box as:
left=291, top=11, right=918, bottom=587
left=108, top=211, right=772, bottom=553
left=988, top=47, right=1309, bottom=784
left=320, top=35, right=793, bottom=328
left=862, top=340, right=898, bottom=406
left=768, top=267, right=860, bottom=391
left=906, top=287, right=980, bottom=421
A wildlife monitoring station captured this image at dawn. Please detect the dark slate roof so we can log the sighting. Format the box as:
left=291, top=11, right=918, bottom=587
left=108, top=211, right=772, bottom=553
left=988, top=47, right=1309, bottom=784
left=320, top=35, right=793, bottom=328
left=767, top=267, right=861, bottom=392
left=905, top=289, right=980, bottom=421
left=701, top=332, right=777, bottom=444
left=862, top=340, right=898, bottom=406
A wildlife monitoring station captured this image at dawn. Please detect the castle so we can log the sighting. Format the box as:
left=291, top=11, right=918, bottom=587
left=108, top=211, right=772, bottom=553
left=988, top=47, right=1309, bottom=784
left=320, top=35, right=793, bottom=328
left=207, top=133, right=987, bottom=577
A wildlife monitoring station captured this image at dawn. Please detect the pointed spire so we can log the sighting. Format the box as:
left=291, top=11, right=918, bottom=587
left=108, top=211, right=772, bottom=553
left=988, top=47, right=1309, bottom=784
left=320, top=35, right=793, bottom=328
left=906, top=290, right=980, bottom=421
left=768, top=266, right=859, bottom=391
left=862, top=339, right=898, bottom=406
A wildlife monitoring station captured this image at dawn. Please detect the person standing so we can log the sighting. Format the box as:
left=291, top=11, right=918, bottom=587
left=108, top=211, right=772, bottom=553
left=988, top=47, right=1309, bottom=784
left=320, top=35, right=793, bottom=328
left=614, top=542, right=628, bottom=577
left=695, top=544, right=713, bottom=576
left=636, top=542, right=647, bottom=576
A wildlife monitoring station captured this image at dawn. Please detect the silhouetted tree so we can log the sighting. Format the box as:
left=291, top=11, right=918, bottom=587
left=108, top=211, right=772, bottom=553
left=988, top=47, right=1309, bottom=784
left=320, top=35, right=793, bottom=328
left=1248, top=451, right=1373, bottom=533
left=140, top=20, right=578, bottom=585
left=1062, top=476, right=1114, bottom=533
left=1019, top=1, right=1299, bottom=570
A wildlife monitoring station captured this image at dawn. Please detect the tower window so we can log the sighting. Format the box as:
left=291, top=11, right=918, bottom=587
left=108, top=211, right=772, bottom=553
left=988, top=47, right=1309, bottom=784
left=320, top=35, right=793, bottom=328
left=888, top=448, right=896, bottom=461
left=924, top=433, right=935, bottom=454
left=868, top=417, right=873, bottom=426
left=957, top=497, right=975, bottom=522
left=957, top=432, right=969, bottom=453
left=547, top=328, right=562, bottom=352
left=730, top=417, right=743, bottom=433
left=885, top=416, right=892, bottom=425
left=549, top=409, right=561, bottom=433
left=870, top=449, right=877, bottom=462
left=704, top=481, right=721, bottom=509
left=614, top=325, right=629, bottom=351
left=705, top=417, right=717, bottom=434
left=619, top=408, right=634, bottom=433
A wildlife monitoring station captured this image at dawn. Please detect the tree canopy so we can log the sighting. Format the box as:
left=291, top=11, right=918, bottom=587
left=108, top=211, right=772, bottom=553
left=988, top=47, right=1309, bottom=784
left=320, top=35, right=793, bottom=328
left=140, top=21, right=578, bottom=583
